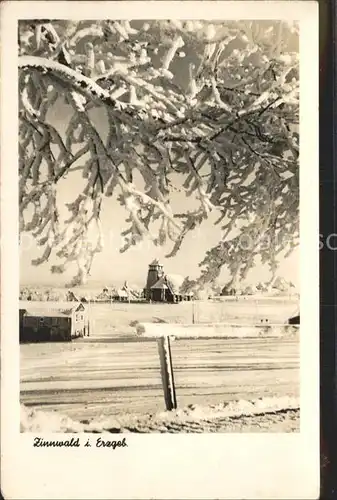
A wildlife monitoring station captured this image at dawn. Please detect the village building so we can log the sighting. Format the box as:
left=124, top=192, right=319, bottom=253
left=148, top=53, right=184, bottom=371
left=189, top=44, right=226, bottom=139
left=112, top=282, right=143, bottom=302
left=144, top=260, right=193, bottom=303
left=288, top=309, right=300, bottom=324
left=144, top=259, right=164, bottom=300
left=66, top=290, right=80, bottom=302
left=150, top=274, right=184, bottom=303
left=96, top=288, right=114, bottom=302
left=113, top=288, right=129, bottom=302
left=19, top=302, right=89, bottom=343
left=184, top=291, right=194, bottom=301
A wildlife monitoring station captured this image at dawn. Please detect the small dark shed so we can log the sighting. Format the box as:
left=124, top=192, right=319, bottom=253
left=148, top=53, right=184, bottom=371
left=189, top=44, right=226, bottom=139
left=288, top=314, right=300, bottom=325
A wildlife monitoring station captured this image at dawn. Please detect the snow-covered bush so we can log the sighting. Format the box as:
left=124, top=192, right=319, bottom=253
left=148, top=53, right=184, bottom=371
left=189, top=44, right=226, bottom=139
left=18, top=20, right=299, bottom=286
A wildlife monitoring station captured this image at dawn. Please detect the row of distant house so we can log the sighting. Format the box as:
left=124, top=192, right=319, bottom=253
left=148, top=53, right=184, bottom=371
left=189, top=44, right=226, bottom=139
left=65, top=284, right=140, bottom=303
left=20, top=260, right=194, bottom=306
left=73, top=260, right=194, bottom=304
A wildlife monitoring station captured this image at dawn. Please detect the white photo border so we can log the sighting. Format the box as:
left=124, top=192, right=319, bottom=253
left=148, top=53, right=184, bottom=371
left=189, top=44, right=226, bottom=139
left=1, top=2, right=319, bottom=499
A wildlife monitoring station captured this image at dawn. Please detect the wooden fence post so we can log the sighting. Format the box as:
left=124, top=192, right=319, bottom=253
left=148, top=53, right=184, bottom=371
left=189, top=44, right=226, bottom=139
left=157, top=335, right=177, bottom=411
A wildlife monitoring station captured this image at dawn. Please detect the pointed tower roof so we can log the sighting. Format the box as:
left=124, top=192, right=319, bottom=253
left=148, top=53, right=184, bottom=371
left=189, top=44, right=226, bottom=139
left=149, top=258, right=162, bottom=266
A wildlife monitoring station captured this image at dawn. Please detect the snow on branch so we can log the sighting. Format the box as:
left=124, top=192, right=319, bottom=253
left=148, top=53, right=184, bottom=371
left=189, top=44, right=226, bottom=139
left=18, top=20, right=299, bottom=286
left=19, top=56, right=118, bottom=107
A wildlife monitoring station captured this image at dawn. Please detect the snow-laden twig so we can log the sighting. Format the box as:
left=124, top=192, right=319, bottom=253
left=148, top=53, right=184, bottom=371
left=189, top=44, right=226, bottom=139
left=162, top=35, right=184, bottom=71
left=69, top=25, right=105, bottom=47
left=210, top=77, right=232, bottom=112
left=114, top=67, right=180, bottom=114
left=124, top=182, right=182, bottom=232
left=21, top=85, right=40, bottom=117
left=19, top=56, right=117, bottom=107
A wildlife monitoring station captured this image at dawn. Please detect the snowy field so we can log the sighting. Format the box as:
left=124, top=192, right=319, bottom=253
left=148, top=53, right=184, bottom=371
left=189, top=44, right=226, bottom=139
left=20, top=298, right=300, bottom=431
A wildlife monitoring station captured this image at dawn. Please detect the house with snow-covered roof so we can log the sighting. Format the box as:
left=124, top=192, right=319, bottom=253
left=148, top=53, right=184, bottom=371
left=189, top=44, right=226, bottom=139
left=19, top=301, right=89, bottom=343
left=113, top=288, right=129, bottom=302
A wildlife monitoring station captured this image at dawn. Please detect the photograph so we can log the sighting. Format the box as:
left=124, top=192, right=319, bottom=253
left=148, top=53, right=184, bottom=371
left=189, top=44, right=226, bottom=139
left=1, top=2, right=319, bottom=499
left=18, top=16, right=301, bottom=434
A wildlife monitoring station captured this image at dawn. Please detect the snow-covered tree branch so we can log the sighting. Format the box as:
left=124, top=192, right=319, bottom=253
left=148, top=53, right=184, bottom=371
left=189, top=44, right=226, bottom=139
left=18, top=19, right=299, bottom=287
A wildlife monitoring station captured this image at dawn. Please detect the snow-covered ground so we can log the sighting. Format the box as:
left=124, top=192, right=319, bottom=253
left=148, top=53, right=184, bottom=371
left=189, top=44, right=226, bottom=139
left=20, top=296, right=299, bottom=335
left=20, top=299, right=300, bottom=432
left=21, top=396, right=300, bottom=433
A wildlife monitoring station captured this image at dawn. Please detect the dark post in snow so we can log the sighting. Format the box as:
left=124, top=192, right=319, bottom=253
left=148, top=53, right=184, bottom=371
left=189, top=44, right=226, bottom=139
left=157, top=335, right=177, bottom=411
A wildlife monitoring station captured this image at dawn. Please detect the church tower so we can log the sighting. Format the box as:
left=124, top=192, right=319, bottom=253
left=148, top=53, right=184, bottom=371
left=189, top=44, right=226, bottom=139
left=144, top=259, right=164, bottom=300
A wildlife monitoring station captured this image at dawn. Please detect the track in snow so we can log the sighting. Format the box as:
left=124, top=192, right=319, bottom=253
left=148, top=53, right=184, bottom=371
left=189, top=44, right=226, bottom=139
left=21, top=336, right=299, bottom=422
